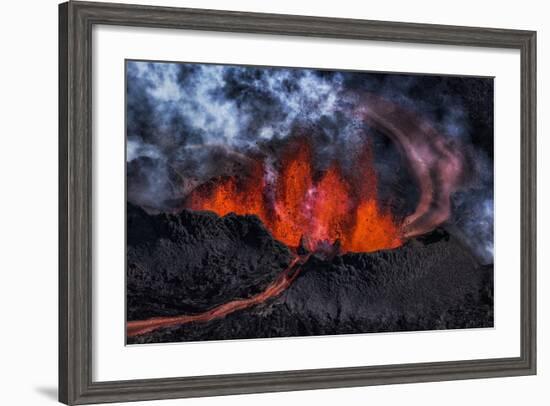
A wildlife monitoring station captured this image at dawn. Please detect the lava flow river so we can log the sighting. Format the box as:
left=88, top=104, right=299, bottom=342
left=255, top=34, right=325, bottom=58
left=127, top=254, right=309, bottom=338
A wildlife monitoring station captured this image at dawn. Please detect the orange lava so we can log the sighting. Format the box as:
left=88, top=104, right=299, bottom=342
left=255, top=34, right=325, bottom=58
left=189, top=138, right=402, bottom=253
left=272, top=141, right=314, bottom=247
left=189, top=159, right=268, bottom=223
left=308, top=164, right=352, bottom=246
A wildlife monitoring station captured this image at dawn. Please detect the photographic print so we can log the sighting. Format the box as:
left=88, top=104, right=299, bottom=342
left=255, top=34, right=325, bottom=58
left=125, top=60, right=494, bottom=345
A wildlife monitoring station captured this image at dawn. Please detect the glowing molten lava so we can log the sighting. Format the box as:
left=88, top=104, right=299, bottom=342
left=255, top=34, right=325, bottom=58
left=189, top=138, right=402, bottom=253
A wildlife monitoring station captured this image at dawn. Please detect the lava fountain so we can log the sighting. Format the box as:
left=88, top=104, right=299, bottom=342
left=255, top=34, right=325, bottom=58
left=188, top=137, right=402, bottom=253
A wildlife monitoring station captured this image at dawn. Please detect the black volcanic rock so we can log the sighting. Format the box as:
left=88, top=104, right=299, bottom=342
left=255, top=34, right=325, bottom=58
left=127, top=203, right=292, bottom=320
left=279, top=230, right=488, bottom=330
left=127, top=207, right=493, bottom=344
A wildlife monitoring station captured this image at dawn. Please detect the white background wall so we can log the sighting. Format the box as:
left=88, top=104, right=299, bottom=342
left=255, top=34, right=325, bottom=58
left=0, top=0, right=547, bottom=404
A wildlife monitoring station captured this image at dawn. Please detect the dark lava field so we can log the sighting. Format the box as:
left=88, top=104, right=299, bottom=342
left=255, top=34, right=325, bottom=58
left=126, top=203, right=493, bottom=344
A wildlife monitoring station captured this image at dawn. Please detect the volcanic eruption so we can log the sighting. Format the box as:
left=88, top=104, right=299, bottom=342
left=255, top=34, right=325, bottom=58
left=188, top=136, right=402, bottom=254
left=126, top=61, right=494, bottom=343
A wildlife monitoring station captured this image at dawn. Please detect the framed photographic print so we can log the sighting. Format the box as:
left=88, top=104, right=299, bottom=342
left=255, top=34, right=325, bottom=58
left=59, top=1, right=536, bottom=404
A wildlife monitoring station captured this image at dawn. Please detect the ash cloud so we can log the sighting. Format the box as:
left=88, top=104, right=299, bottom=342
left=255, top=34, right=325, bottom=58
left=126, top=60, right=494, bottom=263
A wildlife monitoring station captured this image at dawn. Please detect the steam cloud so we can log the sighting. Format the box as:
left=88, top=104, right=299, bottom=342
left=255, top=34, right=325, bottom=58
left=126, top=60, right=494, bottom=264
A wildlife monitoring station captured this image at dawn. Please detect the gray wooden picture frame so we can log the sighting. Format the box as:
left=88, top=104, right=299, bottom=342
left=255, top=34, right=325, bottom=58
left=59, top=1, right=537, bottom=404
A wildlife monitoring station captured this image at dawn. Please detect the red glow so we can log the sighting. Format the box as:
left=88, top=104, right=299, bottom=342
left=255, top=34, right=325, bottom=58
left=189, top=138, right=402, bottom=253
